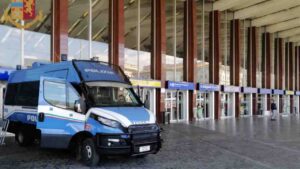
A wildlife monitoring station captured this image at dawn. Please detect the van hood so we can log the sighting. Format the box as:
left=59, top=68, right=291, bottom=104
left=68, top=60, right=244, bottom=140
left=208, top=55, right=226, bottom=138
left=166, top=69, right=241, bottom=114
left=88, top=107, right=155, bottom=128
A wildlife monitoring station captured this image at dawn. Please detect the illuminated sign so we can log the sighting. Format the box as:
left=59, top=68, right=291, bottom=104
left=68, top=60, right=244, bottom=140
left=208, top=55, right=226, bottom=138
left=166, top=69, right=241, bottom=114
left=3, top=0, right=43, bottom=29
left=166, top=81, right=195, bottom=90
left=242, top=87, right=257, bottom=94
left=222, top=85, right=240, bottom=93
left=285, top=90, right=294, bottom=95
left=258, top=88, right=272, bottom=94
left=130, top=79, right=161, bottom=88
left=272, top=89, right=284, bottom=95
left=198, top=84, right=220, bottom=92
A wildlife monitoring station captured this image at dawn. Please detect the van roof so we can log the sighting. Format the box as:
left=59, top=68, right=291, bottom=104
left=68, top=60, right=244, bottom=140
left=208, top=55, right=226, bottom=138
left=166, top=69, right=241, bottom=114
left=8, top=60, right=130, bottom=84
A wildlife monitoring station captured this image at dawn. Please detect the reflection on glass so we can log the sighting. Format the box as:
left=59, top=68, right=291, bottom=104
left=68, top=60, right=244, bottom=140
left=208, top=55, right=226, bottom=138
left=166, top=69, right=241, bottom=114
left=124, top=0, right=152, bottom=79
left=92, top=0, right=109, bottom=62
left=166, top=0, right=185, bottom=82
left=68, top=0, right=90, bottom=60
left=0, top=0, right=52, bottom=68
left=0, top=25, right=21, bottom=68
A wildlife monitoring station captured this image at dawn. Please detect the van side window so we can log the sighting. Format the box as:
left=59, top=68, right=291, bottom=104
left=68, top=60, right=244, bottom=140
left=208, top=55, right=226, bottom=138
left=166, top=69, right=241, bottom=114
left=4, top=83, right=17, bottom=105
left=67, top=84, right=80, bottom=109
left=44, top=80, right=80, bottom=110
left=44, top=81, right=67, bottom=108
left=4, top=82, right=39, bottom=107
left=16, top=82, right=39, bottom=107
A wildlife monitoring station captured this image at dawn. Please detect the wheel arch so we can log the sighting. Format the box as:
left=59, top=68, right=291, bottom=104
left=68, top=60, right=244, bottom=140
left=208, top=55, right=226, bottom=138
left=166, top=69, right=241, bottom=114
left=68, top=131, right=94, bottom=150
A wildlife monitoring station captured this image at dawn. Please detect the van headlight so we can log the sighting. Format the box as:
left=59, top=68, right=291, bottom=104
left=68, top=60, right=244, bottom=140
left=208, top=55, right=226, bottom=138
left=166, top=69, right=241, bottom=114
left=97, top=116, right=122, bottom=128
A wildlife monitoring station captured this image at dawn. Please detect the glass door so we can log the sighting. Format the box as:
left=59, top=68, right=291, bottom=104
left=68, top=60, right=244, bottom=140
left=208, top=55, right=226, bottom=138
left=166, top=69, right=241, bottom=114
left=256, top=95, right=265, bottom=115
left=221, top=93, right=233, bottom=117
left=165, top=90, right=185, bottom=122
left=283, top=96, right=291, bottom=114
left=294, top=96, right=299, bottom=115
left=196, top=92, right=210, bottom=120
left=134, top=87, right=156, bottom=115
left=240, top=94, right=249, bottom=116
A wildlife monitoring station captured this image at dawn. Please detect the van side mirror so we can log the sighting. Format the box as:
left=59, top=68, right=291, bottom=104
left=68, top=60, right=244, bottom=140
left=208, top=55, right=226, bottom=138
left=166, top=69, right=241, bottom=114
left=74, top=99, right=86, bottom=113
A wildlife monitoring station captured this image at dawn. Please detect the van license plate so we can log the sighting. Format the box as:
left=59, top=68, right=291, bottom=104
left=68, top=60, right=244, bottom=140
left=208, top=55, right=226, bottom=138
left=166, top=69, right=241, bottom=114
left=139, top=145, right=150, bottom=152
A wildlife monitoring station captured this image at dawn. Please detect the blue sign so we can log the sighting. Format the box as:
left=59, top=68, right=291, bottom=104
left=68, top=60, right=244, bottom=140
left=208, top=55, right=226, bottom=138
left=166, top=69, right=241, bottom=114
left=273, top=89, right=284, bottom=95
left=258, top=88, right=272, bottom=94
left=166, top=81, right=195, bottom=90
left=198, top=84, right=220, bottom=92
left=0, top=67, right=14, bottom=81
left=242, top=87, right=257, bottom=94
left=296, top=91, right=300, bottom=96
left=222, top=85, right=240, bottom=93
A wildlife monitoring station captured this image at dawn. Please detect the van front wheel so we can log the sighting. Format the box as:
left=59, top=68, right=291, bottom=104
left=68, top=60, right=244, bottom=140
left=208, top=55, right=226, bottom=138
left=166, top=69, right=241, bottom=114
left=81, top=138, right=99, bottom=166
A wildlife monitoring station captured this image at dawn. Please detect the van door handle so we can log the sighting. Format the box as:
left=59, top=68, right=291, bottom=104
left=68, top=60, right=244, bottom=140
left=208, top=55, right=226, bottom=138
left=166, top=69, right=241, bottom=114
left=38, top=112, right=45, bottom=122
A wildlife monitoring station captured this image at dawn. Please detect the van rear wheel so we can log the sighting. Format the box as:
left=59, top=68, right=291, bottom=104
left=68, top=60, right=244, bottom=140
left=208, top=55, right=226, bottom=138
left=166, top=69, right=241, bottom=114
left=81, top=138, right=99, bottom=166
left=15, top=129, right=34, bottom=146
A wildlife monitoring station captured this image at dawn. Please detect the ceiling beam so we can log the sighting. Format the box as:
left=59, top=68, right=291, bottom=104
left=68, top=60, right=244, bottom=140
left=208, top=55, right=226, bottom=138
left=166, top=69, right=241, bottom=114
left=214, top=0, right=253, bottom=11
left=231, top=0, right=267, bottom=10
left=234, top=0, right=300, bottom=20
left=266, top=18, right=300, bottom=33
left=252, top=6, right=300, bottom=27
left=287, top=35, right=300, bottom=42
left=278, top=27, right=300, bottom=38
left=214, top=0, right=266, bottom=11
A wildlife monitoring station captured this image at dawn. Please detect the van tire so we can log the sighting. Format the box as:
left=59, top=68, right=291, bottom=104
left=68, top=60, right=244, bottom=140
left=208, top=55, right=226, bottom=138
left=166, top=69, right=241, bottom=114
left=81, top=138, right=99, bottom=166
left=15, top=129, right=34, bottom=146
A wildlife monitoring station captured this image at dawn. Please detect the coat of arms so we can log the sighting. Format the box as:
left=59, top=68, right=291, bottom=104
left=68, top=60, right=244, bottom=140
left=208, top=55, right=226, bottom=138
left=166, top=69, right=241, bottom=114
left=3, top=0, right=43, bottom=29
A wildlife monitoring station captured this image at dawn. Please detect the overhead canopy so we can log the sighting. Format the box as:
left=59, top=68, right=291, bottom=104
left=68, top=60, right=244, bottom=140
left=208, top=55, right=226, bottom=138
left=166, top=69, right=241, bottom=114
left=213, top=0, right=300, bottom=43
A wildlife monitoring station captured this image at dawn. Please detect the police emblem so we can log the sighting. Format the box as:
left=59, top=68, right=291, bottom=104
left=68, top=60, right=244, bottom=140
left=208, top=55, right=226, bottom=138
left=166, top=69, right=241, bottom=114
left=4, top=0, right=43, bottom=29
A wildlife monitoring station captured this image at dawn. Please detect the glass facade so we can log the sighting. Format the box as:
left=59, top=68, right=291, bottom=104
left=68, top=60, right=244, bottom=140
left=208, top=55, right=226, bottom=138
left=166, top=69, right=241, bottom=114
left=220, top=11, right=232, bottom=85
left=257, top=27, right=264, bottom=88
left=1, top=0, right=299, bottom=121
left=68, top=0, right=109, bottom=62
left=124, top=0, right=152, bottom=79
left=165, top=0, right=185, bottom=82
left=68, top=0, right=89, bottom=60
left=0, top=0, right=52, bottom=68
left=196, top=0, right=211, bottom=84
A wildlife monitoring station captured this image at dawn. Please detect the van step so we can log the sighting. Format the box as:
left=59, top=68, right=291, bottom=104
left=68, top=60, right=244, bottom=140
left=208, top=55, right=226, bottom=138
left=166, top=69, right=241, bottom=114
left=0, top=120, right=9, bottom=146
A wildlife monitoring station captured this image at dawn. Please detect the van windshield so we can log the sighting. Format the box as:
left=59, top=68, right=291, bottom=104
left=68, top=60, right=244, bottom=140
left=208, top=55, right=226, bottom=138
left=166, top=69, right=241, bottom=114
left=86, top=83, right=142, bottom=107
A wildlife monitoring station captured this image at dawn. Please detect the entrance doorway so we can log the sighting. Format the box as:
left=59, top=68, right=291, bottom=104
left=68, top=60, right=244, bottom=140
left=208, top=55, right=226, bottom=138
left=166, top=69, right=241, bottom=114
left=256, top=95, right=266, bottom=115
left=196, top=92, right=212, bottom=120
left=240, top=94, right=251, bottom=116
left=221, top=93, right=233, bottom=118
left=294, top=96, right=299, bottom=115
left=165, top=90, right=186, bottom=122
left=283, top=95, right=291, bottom=114
left=135, top=87, right=156, bottom=115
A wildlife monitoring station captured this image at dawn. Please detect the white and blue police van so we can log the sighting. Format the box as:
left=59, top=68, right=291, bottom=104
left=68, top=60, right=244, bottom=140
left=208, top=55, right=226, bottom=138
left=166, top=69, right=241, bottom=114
left=3, top=60, right=161, bottom=166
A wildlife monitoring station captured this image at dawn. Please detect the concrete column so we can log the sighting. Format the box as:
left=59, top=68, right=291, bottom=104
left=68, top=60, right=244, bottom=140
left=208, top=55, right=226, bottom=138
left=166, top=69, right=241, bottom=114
left=262, top=33, right=271, bottom=110
left=209, top=11, right=221, bottom=119
left=230, top=19, right=241, bottom=118
left=51, top=0, right=68, bottom=62
left=183, top=0, right=197, bottom=122
left=151, top=0, right=166, bottom=123
left=289, top=43, right=294, bottom=113
left=109, top=0, right=125, bottom=68
left=247, top=27, right=258, bottom=115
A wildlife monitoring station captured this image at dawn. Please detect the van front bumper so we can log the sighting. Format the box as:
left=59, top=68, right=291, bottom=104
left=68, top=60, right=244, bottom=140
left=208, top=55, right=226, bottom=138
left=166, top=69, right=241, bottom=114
left=95, top=125, right=162, bottom=156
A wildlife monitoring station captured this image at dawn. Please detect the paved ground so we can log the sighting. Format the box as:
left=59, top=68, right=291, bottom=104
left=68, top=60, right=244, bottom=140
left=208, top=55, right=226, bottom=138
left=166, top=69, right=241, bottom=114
left=1, top=116, right=300, bottom=168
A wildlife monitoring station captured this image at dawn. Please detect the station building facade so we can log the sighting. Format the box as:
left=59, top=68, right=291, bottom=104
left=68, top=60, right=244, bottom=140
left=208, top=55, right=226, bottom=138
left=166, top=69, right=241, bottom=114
left=0, top=0, right=299, bottom=123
